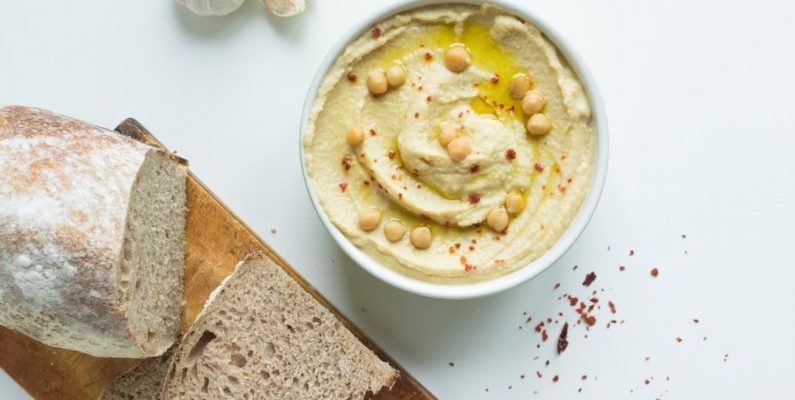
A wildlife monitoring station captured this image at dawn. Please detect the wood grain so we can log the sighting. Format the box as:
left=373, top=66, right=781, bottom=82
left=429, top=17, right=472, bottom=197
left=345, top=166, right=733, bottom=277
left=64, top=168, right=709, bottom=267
left=0, top=119, right=435, bottom=400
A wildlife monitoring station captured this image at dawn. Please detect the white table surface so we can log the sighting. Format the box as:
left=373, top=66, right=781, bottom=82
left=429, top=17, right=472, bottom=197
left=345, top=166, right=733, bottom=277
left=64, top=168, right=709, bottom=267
left=2, top=0, right=794, bottom=398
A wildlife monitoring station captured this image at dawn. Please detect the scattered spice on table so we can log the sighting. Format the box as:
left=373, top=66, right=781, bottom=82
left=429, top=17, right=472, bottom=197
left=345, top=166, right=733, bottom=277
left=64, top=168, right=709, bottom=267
left=557, top=322, right=569, bottom=354
left=582, top=272, right=597, bottom=286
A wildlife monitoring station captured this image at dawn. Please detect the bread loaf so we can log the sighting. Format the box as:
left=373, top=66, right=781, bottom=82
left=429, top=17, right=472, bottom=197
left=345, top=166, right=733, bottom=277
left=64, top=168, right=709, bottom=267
left=160, top=258, right=398, bottom=399
left=0, top=106, right=187, bottom=358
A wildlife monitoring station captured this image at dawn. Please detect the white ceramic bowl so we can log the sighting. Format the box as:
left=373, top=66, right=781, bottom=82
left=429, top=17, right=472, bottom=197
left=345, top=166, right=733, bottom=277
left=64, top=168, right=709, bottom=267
left=300, top=0, right=608, bottom=299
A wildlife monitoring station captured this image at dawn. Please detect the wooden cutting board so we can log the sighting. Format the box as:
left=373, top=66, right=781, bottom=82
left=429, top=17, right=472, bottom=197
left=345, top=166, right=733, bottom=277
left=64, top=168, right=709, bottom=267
left=0, top=119, right=435, bottom=400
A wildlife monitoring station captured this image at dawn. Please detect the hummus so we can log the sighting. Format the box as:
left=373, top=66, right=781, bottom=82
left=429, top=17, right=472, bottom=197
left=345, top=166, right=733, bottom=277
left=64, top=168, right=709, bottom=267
left=304, top=4, right=595, bottom=281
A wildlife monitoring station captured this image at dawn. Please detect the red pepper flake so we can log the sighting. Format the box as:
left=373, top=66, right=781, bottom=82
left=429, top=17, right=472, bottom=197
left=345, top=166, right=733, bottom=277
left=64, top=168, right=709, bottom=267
left=398, top=193, right=403, bottom=200
left=693, top=318, right=700, bottom=324
left=644, top=379, right=651, bottom=385
left=490, top=74, right=500, bottom=84
left=424, top=51, right=433, bottom=61
left=506, top=148, right=517, bottom=160
left=557, top=322, right=569, bottom=354
left=426, top=95, right=433, bottom=103
left=494, top=259, right=505, bottom=265
left=346, top=71, right=357, bottom=82
left=534, top=162, right=545, bottom=172
left=619, top=265, right=626, bottom=272
left=534, top=321, right=544, bottom=333
left=541, top=330, right=549, bottom=342
left=468, top=192, right=481, bottom=204
left=371, top=27, right=381, bottom=38
left=552, top=375, right=559, bottom=383
left=338, top=182, right=348, bottom=192
left=651, top=267, right=659, bottom=277
left=582, top=272, right=597, bottom=287
left=414, top=112, right=420, bottom=119
left=420, top=213, right=430, bottom=220
left=629, top=249, right=635, bottom=256
left=469, top=164, right=480, bottom=173
left=581, top=375, right=588, bottom=380
left=582, top=314, right=596, bottom=326
left=386, top=149, right=396, bottom=160
left=341, top=156, right=352, bottom=170
left=568, top=296, right=579, bottom=306
left=369, top=128, right=377, bottom=136
left=608, top=300, right=616, bottom=314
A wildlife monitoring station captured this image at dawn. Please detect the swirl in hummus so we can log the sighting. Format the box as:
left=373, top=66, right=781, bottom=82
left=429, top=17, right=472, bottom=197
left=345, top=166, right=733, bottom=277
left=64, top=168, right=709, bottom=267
left=304, top=3, right=595, bottom=282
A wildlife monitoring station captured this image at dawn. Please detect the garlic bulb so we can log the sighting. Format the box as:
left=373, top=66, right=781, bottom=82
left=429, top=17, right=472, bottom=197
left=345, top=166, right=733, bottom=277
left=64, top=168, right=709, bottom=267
left=263, top=0, right=306, bottom=17
left=176, top=0, right=247, bottom=16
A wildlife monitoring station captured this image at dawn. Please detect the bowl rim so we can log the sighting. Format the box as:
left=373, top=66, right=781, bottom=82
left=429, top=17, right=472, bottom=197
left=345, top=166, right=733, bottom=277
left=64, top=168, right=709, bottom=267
left=299, top=0, right=609, bottom=299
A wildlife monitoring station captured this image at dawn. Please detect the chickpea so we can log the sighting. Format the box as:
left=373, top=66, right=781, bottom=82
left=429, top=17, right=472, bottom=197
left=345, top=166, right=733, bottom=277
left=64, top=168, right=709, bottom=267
left=409, top=226, right=433, bottom=249
left=366, top=69, right=388, bottom=95
left=386, top=65, right=406, bottom=87
left=526, top=113, right=552, bottom=136
left=486, top=207, right=509, bottom=232
left=439, top=124, right=459, bottom=147
left=509, top=73, right=532, bottom=99
left=357, top=209, right=382, bottom=231
left=346, top=127, right=365, bottom=146
left=445, top=44, right=471, bottom=73
left=383, top=220, right=406, bottom=242
left=504, top=193, right=526, bottom=215
left=447, top=137, right=471, bottom=162
left=522, top=90, right=546, bottom=115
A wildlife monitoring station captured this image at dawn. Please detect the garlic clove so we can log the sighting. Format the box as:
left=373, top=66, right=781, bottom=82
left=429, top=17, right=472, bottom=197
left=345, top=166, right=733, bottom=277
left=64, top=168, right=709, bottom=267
left=176, top=0, right=247, bottom=16
left=263, top=0, right=306, bottom=17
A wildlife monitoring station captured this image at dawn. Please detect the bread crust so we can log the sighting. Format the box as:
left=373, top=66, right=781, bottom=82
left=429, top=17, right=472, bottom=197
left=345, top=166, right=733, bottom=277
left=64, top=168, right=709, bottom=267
left=0, top=106, right=179, bottom=358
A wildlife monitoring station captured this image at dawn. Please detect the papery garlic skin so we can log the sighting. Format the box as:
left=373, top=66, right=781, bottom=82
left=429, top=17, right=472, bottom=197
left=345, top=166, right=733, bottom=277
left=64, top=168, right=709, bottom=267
left=176, top=0, right=246, bottom=16
left=263, top=0, right=306, bottom=17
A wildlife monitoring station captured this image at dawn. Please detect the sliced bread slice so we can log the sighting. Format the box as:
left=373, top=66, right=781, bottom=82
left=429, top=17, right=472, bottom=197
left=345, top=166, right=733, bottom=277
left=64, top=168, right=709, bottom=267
left=100, top=349, right=173, bottom=400
left=160, top=258, right=398, bottom=399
